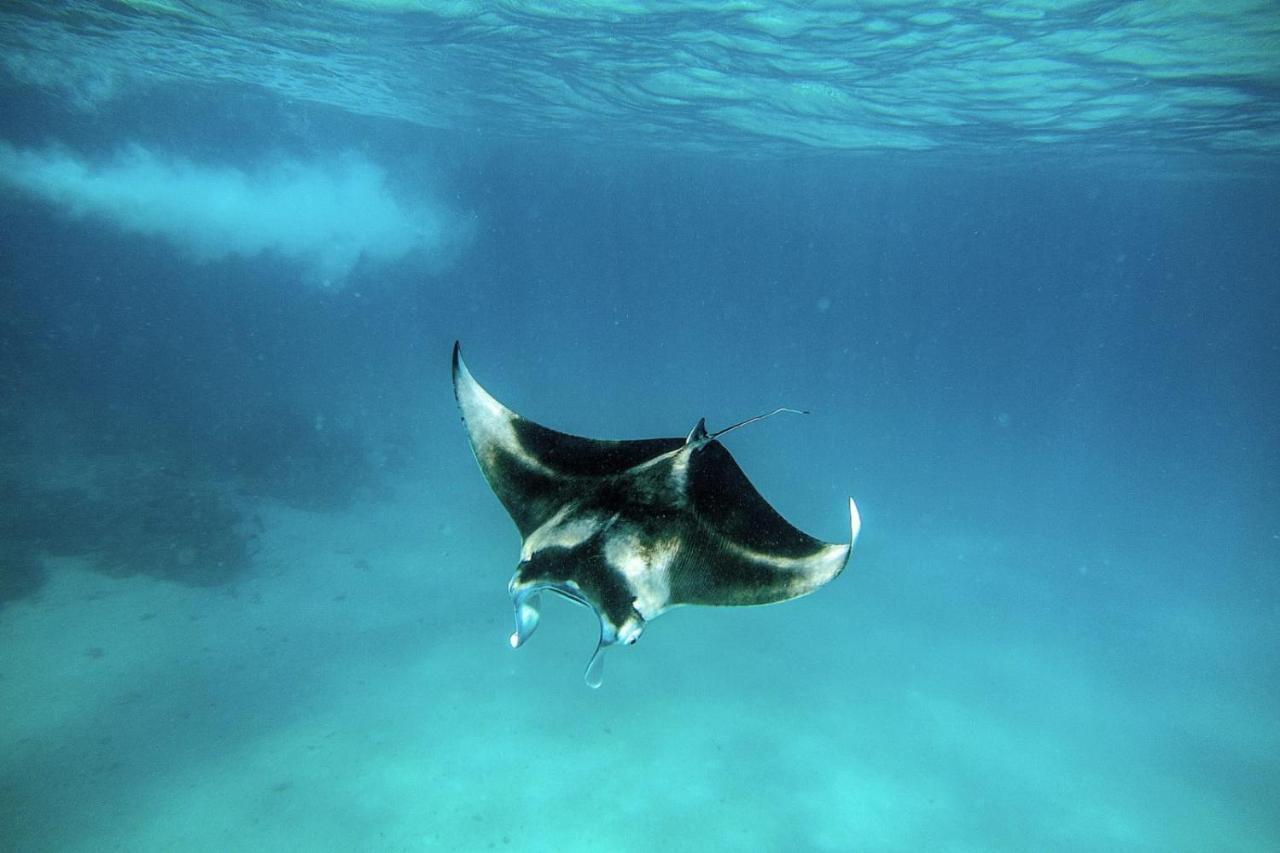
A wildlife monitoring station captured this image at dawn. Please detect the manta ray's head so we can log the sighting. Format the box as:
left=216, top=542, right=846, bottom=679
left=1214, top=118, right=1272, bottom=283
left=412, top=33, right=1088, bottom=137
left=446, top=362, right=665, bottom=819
left=507, top=509, right=648, bottom=688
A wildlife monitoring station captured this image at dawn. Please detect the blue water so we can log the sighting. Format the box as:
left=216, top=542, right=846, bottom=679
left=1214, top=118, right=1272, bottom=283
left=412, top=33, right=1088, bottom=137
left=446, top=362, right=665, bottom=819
left=1, top=3, right=1278, bottom=851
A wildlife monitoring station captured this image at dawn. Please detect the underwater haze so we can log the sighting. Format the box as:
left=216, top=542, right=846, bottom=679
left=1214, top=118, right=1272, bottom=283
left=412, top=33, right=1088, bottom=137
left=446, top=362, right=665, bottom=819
left=1, top=1, right=1278, bottom=851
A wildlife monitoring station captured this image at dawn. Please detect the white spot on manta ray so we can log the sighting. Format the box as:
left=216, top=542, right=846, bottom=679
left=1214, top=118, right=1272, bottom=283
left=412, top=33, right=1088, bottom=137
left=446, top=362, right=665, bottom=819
left=521, top=506, right=610, bottom=562
left=604, top=529, right=677, bottom=620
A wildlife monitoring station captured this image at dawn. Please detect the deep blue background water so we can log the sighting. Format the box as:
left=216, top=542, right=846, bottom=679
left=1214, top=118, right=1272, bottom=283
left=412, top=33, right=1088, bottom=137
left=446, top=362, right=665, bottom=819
left=5, top=130, right=1276, bottom=575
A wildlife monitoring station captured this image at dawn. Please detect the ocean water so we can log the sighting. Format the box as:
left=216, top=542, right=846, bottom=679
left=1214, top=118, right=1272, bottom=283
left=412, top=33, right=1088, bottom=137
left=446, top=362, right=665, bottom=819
left=1, top=2, right=1278, bottom=851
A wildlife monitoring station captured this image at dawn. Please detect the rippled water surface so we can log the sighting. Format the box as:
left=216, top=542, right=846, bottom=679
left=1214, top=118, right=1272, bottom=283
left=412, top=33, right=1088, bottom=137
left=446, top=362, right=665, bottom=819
left=3, top=0, right=1278, bottom=157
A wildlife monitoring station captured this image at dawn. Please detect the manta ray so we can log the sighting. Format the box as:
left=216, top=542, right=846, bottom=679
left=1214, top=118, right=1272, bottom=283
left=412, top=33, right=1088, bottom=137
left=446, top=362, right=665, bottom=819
left=452, top=342, right=860, bottom=687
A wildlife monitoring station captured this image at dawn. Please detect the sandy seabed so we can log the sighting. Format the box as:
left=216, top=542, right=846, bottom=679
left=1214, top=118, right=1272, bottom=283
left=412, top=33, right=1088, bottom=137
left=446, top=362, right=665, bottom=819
left=2, top=476, right=1276, bottom=853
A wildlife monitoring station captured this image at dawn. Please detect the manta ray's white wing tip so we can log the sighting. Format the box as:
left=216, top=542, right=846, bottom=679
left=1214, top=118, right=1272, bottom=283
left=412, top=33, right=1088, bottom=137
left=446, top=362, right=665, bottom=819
left=849, top=497, right=862, bottom=547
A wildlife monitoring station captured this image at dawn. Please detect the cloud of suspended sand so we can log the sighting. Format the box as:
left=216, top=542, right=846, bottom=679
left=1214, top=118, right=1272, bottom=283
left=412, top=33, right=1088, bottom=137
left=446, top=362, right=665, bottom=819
left=0, top=142, right=469, bottom=287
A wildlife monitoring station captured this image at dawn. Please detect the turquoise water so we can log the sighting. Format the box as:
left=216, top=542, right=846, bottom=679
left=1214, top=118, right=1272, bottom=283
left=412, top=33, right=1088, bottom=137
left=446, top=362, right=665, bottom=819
left=1, top=2, right=1277, bottom=851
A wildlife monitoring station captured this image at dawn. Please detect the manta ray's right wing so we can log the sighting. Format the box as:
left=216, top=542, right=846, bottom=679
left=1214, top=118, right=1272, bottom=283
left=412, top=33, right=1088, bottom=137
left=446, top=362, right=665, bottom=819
left=668, top=440, right=858, bottom=607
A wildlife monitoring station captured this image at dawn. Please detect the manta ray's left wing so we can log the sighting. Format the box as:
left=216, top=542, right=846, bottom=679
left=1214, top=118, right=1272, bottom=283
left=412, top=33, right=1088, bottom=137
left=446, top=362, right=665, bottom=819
left=452, top=342, right=683, bottom=537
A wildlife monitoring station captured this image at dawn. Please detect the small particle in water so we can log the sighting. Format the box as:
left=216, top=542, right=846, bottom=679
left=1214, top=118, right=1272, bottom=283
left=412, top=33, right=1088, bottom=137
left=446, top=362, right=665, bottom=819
left=85, top=647, right=105, bottom=659
left=816, top=296, right=831, bottom=313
